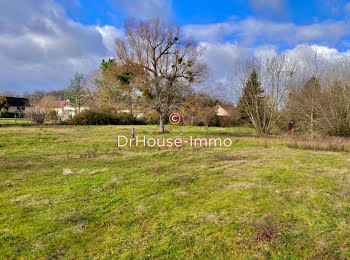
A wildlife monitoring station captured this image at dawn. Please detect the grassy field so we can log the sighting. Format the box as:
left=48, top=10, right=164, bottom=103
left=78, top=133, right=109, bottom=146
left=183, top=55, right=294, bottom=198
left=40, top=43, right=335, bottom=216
left=0, top=125, right=349, bottom=259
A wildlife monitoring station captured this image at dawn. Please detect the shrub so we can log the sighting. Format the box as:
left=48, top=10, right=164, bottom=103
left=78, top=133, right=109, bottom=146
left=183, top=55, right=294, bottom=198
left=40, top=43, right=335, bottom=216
left=24, top=107, right=46, bottom=124
left=142, top=110, right=159, bottom=125
left=69, top=110, right=146, bottom=125
left=328, top=121, right=350, bottom=137
left=31, top=113, right=46, bottom=125
left=195, top=115, right=240, bottom=127
left=217, top=116, right=240, bottom=127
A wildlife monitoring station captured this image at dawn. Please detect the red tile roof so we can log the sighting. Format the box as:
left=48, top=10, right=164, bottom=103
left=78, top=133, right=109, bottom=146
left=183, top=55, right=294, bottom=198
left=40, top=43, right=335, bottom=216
left=56, top=101, right=67, bottom=108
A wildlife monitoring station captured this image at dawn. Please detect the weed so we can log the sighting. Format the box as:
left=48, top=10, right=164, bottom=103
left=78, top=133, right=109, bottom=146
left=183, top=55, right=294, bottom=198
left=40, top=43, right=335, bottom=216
left=79, top=143, right=99, bottom=159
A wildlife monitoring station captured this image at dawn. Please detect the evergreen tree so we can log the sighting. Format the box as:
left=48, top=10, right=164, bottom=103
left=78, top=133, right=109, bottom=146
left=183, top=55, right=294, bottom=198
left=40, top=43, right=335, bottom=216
left=65, top=73, right=86, bottom=113
left=237, top=69, right=264, bottom=125
left=100, top=59, right=115, bottom=72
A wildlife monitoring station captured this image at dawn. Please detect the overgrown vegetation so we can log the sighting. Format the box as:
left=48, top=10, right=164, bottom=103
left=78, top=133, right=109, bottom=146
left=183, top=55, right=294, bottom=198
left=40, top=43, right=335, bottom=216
left=68, top=110, right=146, bottom=125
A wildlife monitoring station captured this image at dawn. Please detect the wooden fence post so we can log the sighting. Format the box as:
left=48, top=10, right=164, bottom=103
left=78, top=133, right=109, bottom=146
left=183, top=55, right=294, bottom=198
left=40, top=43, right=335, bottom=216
left=131, top=128, right=135, bottom=139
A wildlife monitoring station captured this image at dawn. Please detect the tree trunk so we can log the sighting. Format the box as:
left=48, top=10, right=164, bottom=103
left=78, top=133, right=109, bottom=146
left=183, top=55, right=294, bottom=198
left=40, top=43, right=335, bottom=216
left=159, top=114, right=165, bottom=133
left=310, top=111, right=314, bottom=139
left=130, top=105, right=133, bottom=117
left=310, top=101, right=314, bottom=139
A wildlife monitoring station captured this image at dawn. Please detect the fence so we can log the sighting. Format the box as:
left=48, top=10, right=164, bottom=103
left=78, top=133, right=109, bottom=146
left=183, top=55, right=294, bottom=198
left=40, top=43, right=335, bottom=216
left=0, top=116, right=58, bottom=126
left=0, top=117, right=32, bottom=125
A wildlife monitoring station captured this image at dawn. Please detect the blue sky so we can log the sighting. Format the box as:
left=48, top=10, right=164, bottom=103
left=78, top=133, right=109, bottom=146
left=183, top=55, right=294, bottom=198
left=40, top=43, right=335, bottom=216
left=59, top=0, right=350, bottom=50
left=2, top=0, right=350, bottom=94
left=61, top=0, right=347, bottom=27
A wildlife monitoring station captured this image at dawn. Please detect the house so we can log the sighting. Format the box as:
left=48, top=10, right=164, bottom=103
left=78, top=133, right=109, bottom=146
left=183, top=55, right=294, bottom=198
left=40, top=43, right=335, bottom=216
left=0, top=96, right=29, bottom=114
left=216, top=104, right=237, bottom=117
left=117, top=109, right=144, bottom=119
left=54, top=100, right=88, bottom=121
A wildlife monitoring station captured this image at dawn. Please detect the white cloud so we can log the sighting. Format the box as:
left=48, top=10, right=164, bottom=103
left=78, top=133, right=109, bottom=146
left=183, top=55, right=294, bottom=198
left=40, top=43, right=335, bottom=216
left=0, top=0, right=122, bottom=93
left=283, top=44, right=350, bottom=74
left=199, top=42, right=278, bottom=80
left=184, top=23, right=235, bottom=42
left=200, top=42, right=249, bottom=81
left=198, top=42, right=350, bottom=101
left=254, top=45, right=278, bottom=59
left=250, top=0, right=288, bottom=17
left=1, top=0, right=350, bottom=97
left=184, top=19, right=348, bottom=45
left=296, top=22, right=347, bottom=42
left=108, top=0, right=172, bottom=19
left=96, top=25, right=124, bottom=53
left=198, top=42, right=279, bottom=100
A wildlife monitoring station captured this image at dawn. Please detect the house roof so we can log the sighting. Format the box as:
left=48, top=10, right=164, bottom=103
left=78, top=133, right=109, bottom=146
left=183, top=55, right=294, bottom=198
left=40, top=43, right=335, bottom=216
left=57, top=101, right=67, bottom=108
left=217, top=104, right=236, bottom=111
left=2, top=96, right=28, bottom=107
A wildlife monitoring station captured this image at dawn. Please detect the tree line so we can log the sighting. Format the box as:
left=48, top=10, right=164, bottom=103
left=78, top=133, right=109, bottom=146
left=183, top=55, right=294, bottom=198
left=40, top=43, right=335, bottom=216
left=233, top=54, right=350, bottom=138
left=11, top=17, right=350, bottom=138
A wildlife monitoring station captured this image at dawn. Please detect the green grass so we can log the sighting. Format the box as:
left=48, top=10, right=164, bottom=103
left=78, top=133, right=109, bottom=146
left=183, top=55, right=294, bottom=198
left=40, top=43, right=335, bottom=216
left=0, top=118, right=31, bottom=125
left=0, top=125, right=349, bottom=259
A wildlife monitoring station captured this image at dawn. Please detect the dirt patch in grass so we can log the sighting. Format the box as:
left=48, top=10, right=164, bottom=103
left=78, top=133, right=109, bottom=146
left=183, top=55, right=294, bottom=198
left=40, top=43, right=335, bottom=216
left=254, top=215, right=281, bottom=243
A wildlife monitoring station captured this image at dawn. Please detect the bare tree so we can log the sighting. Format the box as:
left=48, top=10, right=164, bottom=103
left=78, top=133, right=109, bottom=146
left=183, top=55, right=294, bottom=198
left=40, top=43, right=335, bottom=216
left=233, top=56, right=297, bottom=135
left=115, top=18, right=208, bottom=133
left=182, top=92, right=217, bottom=127
left=284, top=51, right=330, bottom=138
left=287, top=76, right=323, bottom=138
left=317, top=57, right=350, bottom=137
left=195, top=94, right=217, bottom=129
left=25, top=95, right=57, bottom=124
left=82, top=69, right=102, bottom=110
left=0, top=91, right=19, bottom=97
